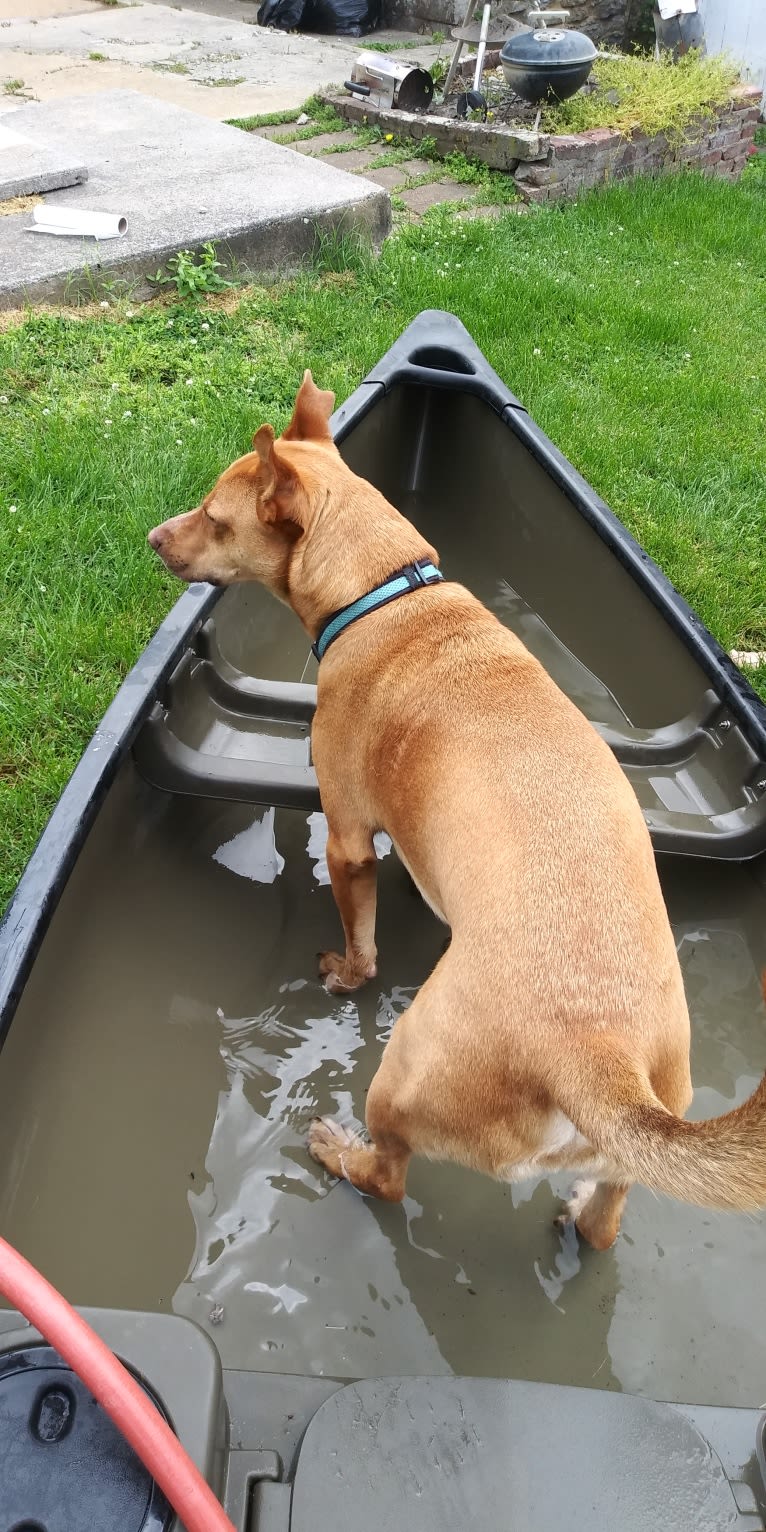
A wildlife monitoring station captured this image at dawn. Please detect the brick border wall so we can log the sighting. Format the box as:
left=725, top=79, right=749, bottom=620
left=328, top=83, right=762, bottom=202
left=333, top=93, right=549, bottom=171
left=515, top=84, right=762, bottom=202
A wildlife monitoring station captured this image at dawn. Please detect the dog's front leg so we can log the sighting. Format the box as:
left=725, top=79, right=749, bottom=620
left=318, top=825, right=378, bottom=993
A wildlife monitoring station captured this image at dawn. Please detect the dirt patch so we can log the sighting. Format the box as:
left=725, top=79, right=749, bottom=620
left=318, top=269, right=358, bottom=290
left=0, top=194, right=42, bottom=217
left=0, top=297, right=134, bottom=329
left=0, top=286, right=253, bottom=329
left=201, top=288, right=249, bottom=314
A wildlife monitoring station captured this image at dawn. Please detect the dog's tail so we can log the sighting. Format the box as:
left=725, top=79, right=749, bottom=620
left=550, top=980, right=766, bottom=1212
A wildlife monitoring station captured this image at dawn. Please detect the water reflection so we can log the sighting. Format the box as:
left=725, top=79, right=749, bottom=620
left=174, top=974, right=448, bottom=1375
left=173, top=814, right=766, bottom=1404
left=213, top=808, right=284, bottom=883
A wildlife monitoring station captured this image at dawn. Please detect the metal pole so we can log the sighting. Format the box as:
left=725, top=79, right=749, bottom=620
left=443, top=0, right=475, bottom=99
left=473, top=2, right=491, bottom=91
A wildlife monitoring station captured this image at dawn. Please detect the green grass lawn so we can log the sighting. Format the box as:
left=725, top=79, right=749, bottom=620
left=1, top=168, right=765, bottom=910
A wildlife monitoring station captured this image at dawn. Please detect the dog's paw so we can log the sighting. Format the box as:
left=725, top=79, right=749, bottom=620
left=555, top=1179, right=623, bottom=1250
left=554, top=1178, right=597, bottom=1232
left=308, top=1115, right=364, bottom=1179
left=317, top=951, right=376, bottom=993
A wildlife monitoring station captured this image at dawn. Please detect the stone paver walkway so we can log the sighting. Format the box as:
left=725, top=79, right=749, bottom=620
left=254, top=120, right=520, bottom=223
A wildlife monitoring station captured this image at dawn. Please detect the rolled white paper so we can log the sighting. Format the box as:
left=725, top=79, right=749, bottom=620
left=28, top=205, right=128, bottom=240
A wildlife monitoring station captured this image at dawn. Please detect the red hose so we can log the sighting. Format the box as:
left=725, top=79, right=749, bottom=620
left=0, top=1235, right=237, bottom=1532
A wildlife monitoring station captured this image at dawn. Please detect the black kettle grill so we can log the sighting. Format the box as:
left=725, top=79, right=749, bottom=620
left=500, top=26, right=596, bottom=104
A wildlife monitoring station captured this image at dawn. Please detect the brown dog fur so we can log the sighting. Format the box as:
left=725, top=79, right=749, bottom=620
left=148, top=372, right=766, bottom=1249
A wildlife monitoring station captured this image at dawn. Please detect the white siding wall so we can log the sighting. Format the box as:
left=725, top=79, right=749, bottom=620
left=698, top=0, right=766, bottom=108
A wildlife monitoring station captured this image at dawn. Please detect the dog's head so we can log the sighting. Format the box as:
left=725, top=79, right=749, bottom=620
left=147, top=371, right=337, bottom=596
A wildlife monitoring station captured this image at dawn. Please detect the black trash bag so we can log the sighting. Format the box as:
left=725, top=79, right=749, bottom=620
left=305, top=0, right=380, bottom=37
left=257, top=0, right=308, bottom=30
left=258, top=0, right=379, bottom=36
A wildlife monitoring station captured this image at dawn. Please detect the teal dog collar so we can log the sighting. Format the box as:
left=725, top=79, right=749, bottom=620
left=312, top=559, right=444, bottom=662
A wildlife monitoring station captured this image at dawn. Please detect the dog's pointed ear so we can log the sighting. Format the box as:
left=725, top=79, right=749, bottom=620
left=253, top=423, right=275, bottom=459
left=252, top=423, right=300, bottom=527
left=281, top=370, right=335, bottom=443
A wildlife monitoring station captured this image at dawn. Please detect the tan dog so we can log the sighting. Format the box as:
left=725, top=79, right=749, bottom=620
left=148, top=372, right=766, bottom=1250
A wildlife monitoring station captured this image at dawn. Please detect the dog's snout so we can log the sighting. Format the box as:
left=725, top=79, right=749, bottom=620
left=147, top=525, right=164, bottom=551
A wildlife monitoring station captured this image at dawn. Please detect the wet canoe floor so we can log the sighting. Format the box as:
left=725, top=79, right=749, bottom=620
left=0, top=759, right=764, bottom=1405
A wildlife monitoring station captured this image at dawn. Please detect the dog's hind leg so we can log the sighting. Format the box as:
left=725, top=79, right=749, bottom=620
left=556, top=1045, right=690, bottom=1247
left=308, top=988, right=425, bottom=1200
left=309, top=958, right=492, bottom=1200
left=558, top=1179, right=630, bottom=1251
left=318, top=820, right=379, bottom=993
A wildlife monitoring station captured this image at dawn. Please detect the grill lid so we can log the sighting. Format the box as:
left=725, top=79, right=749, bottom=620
left=500, top=26, right=597, bottom=69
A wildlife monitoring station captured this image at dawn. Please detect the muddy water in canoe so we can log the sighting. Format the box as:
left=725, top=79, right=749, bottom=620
left=0, top=753, right=764, bottom=1404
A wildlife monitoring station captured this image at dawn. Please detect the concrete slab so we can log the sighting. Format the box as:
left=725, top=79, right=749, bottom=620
left=0, top=0, right=102, bottom=17
left=0, top=49, right=311, bottom=120
left=0, top=5, right=446, bottom=119
left=0, top=119, right=87, bottom=199
left=0, top=90, right=389, bottom=307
